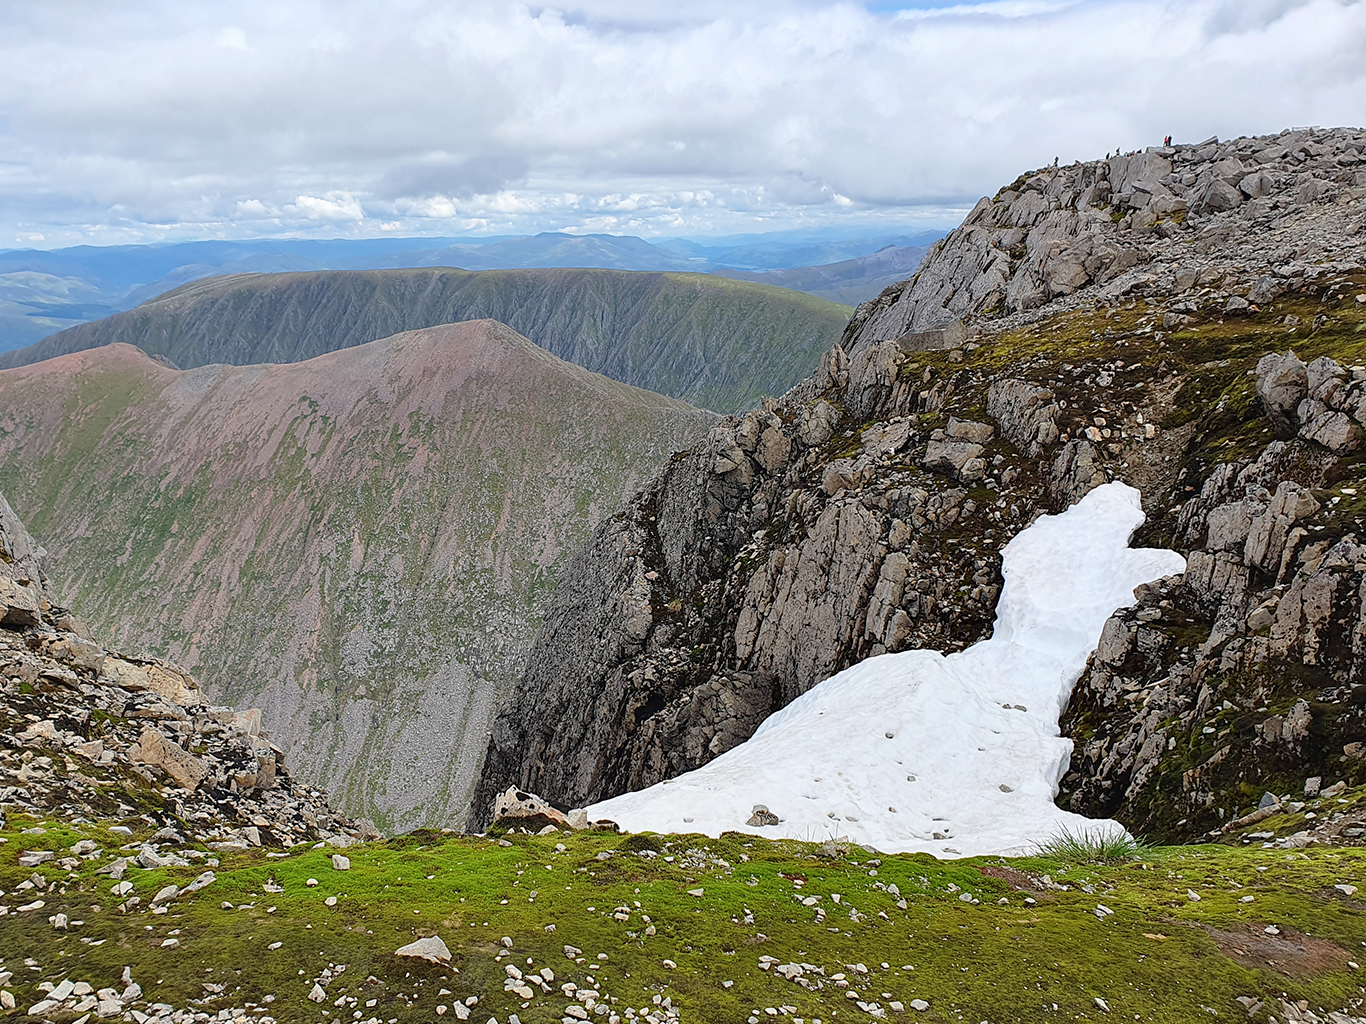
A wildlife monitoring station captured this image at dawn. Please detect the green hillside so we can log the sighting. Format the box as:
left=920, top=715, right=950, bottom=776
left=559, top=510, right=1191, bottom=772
left=0, top=268, right=852, bottom=413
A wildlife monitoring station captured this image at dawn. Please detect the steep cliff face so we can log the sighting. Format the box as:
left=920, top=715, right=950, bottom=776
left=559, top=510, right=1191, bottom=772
left=473, top=128, right=1366, bottom=837
left=0, top=489, right=52, bottom=600
left=0, top=267, right=850, bottom=413
left=0, top=322, right=714, bottom=830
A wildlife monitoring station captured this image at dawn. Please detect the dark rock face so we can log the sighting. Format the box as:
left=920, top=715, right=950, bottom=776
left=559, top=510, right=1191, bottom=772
left=472, top=127, right=1366, bottom=838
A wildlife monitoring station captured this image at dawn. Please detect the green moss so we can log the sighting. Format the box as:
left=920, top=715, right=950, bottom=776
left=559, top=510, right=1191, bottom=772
left=6, top=819, right=1366, bottom=1023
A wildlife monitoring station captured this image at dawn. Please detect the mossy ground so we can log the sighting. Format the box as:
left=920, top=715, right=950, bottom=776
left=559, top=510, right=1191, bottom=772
left=5, top=814, right=1366, bottom=1023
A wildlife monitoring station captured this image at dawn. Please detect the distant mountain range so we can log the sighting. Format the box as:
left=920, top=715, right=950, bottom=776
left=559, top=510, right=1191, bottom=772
left=0, top=229, right=940, bottom=353
left=716, top=243, right=934, bottom=305
left=0, top=322, right=715, bottom=829
left=0, top=267, right=852, bottom=413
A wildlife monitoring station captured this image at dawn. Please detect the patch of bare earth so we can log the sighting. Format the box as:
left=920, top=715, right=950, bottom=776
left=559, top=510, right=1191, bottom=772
left=1201, top=923, right=1351, bottom=978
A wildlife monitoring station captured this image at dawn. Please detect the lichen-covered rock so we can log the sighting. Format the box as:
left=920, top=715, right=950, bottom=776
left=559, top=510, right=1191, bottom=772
left=986, top=379, right=1060, bottom=457
left=129, top=727, right=209, bottom=791
left=491, top=786, right=572, bottom=832
left=1256, top=351, right=1309, bottom=438
left=0, top=576, right=42, bottom=627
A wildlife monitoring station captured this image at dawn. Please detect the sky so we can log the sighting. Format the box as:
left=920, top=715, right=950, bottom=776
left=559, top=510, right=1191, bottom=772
left=1, top=0, right=1364, bottom=247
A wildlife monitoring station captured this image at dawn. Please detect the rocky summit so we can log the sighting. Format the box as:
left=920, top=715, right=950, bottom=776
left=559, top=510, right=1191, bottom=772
left=473, top=128, right=1366, bottom=835
left=0, top=320, right=714, bottom=831
left=844, top=126, right=1366, bottom=345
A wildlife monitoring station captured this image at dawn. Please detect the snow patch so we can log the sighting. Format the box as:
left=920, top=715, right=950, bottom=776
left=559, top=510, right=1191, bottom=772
left=586, top=481, right=1186, bottom=857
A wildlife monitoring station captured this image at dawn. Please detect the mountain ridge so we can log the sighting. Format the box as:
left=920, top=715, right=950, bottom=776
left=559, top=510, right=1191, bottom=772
left=0, top=230, right=940, bottom=354
left=715, top=243, right=931, bottom=303
left=0, top=267, right=850, bottom=413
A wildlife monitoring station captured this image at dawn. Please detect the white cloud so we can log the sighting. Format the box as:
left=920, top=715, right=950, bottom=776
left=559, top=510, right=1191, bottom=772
left=215, top=26, right=249, bottom=51
left=0, top=0, right=1362, bottom=245
left=288, top=193, right=364, bottom=221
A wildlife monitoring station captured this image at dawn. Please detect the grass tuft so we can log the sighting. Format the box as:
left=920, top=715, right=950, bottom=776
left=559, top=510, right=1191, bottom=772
left=1036, top=826, right=1151, bottom=864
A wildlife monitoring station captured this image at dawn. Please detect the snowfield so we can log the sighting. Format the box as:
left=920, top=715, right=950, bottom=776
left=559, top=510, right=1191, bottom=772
left=586, top=482, right=1187, bottom=857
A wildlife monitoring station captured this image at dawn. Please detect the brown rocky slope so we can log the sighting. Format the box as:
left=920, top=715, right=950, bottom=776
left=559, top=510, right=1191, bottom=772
left=0, top=489, right=362, bottom=848
left=0, top=322, right=715, bottom=832
left=472, top=127, right=1366, bottom=839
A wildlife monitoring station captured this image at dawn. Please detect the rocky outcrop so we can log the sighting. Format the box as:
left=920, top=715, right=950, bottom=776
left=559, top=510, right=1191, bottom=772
left=471, top=316, right=1208, bottom=825
left=0, top=490, right=51, bottom=600
left=473, top=128, right=1366, bottom=838
left=841, top=127, right=1366, bottom=353
left=0, top=321, right=714, bottom=831
left=0, top=491, right=364, bottom=846
left=1059, top=352, right=1366, bottom=841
